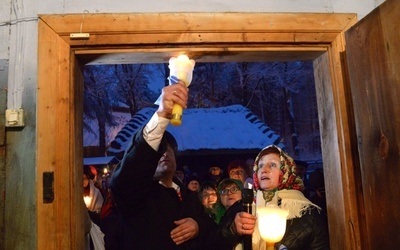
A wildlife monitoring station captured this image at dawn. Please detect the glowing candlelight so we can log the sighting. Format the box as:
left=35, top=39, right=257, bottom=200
left=257, top=204, right=288, bottom=249
left=169, top=55, right=195, bottom=85
left=83, top=196, right=92, bottom=208
left=168, top=54, right=195, bottom=126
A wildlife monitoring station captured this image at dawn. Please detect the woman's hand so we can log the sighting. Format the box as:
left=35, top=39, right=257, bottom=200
left=233, top=211, right=256, bottom=235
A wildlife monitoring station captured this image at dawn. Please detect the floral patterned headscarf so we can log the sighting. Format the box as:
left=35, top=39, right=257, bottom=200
left=253, top=145, right=304, bottom=202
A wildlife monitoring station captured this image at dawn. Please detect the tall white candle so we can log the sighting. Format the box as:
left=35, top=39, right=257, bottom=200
left=168, top=55, right=195, bottom=126
left=169, top=55, right=195, bottom=86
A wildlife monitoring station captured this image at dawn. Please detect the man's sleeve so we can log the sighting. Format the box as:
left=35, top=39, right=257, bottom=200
left=143, top=112, right=169, bottom=151
left=110, top=128, right=164, bottom=212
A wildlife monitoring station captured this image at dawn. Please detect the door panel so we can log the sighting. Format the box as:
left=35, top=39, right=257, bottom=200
left=345, top=0, right=400, bottom=248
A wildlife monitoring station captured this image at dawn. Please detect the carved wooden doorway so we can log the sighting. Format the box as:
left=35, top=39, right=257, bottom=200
left=37, top=13, right=359, bottom=249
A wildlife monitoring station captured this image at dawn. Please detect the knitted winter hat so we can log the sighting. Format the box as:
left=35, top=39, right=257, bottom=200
left=187, top=174, right=200, bottom=184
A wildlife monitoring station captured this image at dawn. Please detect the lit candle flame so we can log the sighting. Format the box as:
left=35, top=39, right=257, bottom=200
left=168, top=54, right=195, bottom=126
left=169, top=55, right=195, bottom=86
left=83, top=196, right=92, bottom=208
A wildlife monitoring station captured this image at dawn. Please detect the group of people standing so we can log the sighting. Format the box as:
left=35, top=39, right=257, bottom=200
left=177, top=159, right=253, bottom=193
left=85, top=80, right=330, bottom=249
left=83, top=163, right=122, bottom=250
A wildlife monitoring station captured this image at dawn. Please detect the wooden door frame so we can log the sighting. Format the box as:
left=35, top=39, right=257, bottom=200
left=37, top=13, right=360, bottom=249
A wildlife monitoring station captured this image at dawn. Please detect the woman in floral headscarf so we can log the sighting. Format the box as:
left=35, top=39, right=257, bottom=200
left=252, top=145, right=330, bottom=250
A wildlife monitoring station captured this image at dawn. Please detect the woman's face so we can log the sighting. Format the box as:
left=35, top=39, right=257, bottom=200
left=209, top=167, right=221, bottom=176
left=201, top=188, right=218, bottom=209
left=187, top=180, right=200, bottom=192
left=219, top=184, right=242, bottom=209
left=83, top=174, right=89, bottom=188
left=257, top=153, right=281, bottom=190
left=229, top=166, right=246, bottom=184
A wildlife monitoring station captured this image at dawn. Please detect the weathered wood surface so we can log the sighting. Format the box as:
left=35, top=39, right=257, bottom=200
left=41, top=13, right=356, bottom=33
left=39, top=13, right=356, bottom=64
left=38, top=19, right=85, bottom=250
left=345, top=0, right=400, bottom=248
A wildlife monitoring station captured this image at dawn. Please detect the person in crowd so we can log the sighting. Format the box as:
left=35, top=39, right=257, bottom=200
left=187, top=174, right=201, bottom=192
left=203, top=165, right=224, bottom=187
left=198, top=181, right=218, bottom=210
left=308, top=168, right=327, bottom=214
left=245, top=158, right=254, bottom=173
left=251, top=145, right=330, bottom=250
left=83, top=199, right=94, bottom=250
left=83, top=165, right=104, bottom=226
left=295, top=160, right=311, bottom=198
left=205, top=178, right=256, bottom=250
left=99, top=168, right=122, bottom=250
left=198, top=181, right=218, bottom=221
left=92, top=165, right=110, bottom=199
left=110, top=81, right=212, bottom=249
left=175, top=166, right=186, bottom=185
left=245, top=158, right=255, bottom=182
left=214, top=145, right=330, bottom=250
left=228, top=159, right=254, bottom=188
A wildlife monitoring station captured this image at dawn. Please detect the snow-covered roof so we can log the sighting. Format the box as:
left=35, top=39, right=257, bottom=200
left=83, top=156, right=120, bottom=166
left=107, top=104, right=284, bottom=158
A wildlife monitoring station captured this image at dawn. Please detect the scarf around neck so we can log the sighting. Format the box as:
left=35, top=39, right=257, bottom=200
left=256, top=189, right=320, bottom=219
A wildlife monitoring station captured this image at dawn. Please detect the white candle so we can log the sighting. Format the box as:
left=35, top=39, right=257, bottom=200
left=83, top=196, right=92, bottom=208
left=169, top=54, right=195, bottom=86
left=257, top=205, right=288, bottom=243
left=168, top=54, right=196, bottom=126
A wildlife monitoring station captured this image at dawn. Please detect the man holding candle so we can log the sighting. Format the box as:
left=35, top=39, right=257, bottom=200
left=110, top=81, right=212, bottom=249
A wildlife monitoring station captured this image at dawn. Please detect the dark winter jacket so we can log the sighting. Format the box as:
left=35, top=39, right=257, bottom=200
left=213, top=204, right=330, bottom=250
left=205, top=200, right=244, bottom=250
left=280, top=207, right=330, bottom=250
left=110, top=129, right=212, bottom=250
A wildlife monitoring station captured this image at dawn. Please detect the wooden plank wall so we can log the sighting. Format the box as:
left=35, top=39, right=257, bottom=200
left=345, top=0, right=400, bottom=248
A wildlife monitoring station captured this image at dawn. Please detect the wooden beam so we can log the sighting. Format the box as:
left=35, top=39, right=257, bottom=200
left=37, top=19, right=84, bottom=250
left=40, top=13, right=357, bottom=34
